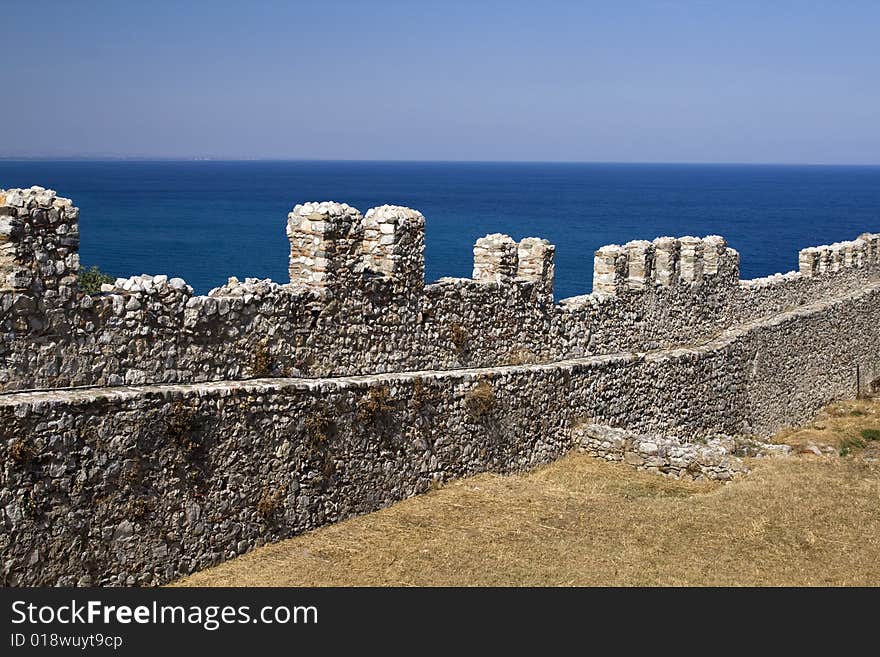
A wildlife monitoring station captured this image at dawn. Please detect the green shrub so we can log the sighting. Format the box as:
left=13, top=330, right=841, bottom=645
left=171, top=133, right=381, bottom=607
left=78, top=265, right=114, bottom=294
left=860, top=428, right=880, bottom=442
left=839, top=435, right=867, bottom=456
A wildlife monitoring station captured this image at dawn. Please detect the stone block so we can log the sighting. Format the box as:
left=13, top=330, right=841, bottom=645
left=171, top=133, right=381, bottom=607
left=678, top=236, right=704, bottom=284
left=798, top=247, right=820, bottom=277
left=362, top=204, right=425, bottom=293
left=701, top=235, right=726, bottom=276
left=592, top=244, right=627, bottom=296
left=516, top=237, right=555, bottom=300
left=652, top=237, right=679, bottom=286
left=287, top=201, right=364, bottom=291
left=473, top=233, right=518, bottom=283
left=625, top=240, right=653, bottom=291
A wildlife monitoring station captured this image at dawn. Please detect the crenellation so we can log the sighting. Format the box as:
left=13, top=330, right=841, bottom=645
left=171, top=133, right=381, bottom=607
left=854, top=240, right=867, bottom=267
left=592, top=244, right=627, bottom=296
left=0, top=186, right=877, bottom=394
left=859, top=233, right=880, bottom=263
left=718, top=246, right=741, bottom=285
left=0, top=187, right=79, bottom=300
left=362, top=204, right=426, bottom=295
left=624, top=240, right=653, bottom=291
left=831, top=242, right=846, bottom=271
left=701, top=235, right=726, bottom=276
left=845, top=241, right=859, bottom=267
left=473, top=233, right=519, bottom=283
left=2, top=184, right=880, bottom=586
left=651, top=236, right=679, bottom=286
left=516, top=236, right=555, bottom=301
left=286, top=201, right=364, bottom=293
left=858, top=234, right=871, bottom=263
left=799, top=247, right=820, bottom=277
left=797, top=236, right=880, bottom=278
left=677, top=236, right=704, bottom=284
left=818, top=245, right=834, bottom=273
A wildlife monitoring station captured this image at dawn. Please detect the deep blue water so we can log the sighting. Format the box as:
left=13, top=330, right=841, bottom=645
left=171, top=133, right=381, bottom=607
left=2, top=160, right=879, bottom=299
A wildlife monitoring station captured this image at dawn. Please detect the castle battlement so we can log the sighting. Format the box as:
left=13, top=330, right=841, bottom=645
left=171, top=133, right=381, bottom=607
left=1, top=187, right=879, bottom=391
left=2, top=184, right=880, bottom=587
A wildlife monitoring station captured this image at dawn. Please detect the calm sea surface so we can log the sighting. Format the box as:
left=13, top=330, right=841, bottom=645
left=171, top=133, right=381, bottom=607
left=1, top=160, right=879, bottom=299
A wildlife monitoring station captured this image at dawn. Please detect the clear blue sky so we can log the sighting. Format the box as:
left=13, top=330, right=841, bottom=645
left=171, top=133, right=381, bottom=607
left=4, top=0, right=879, bottom=163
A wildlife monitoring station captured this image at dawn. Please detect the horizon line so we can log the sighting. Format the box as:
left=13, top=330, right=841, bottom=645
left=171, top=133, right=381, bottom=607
left=2, top=156, right=880, bottom=167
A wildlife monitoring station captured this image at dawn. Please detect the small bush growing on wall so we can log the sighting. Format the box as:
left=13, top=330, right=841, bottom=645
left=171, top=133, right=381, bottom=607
left=411, top=378, right=441, bottom=414
left=256, top=484, right=287, bottom=521
left=304, top=406, right=336, bottom=450
left=166, top=402, right=200, bottom=455
left=77, top=265, right=114, bottom=294
left=165, top=401, right=210, bottom=490
left=302, top=405, right=339, bottom=488
left=465, top=380, right=496, bottom=419
left=251, top=340, right=275, bottom=378
left=357, top=385, right=394, bottom=425
left=9, top=438, right=36, bottom=466
left=447, top=322, right=469, bottom=356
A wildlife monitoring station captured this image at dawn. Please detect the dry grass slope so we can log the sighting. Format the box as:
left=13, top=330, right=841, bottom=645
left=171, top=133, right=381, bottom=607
left=173, top=399, right=880, bottom=587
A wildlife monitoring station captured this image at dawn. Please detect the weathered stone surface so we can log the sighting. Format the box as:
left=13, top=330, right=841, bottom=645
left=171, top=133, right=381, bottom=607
left=516, top=237, right=555, bottom=302
left=592, top=244, right=626, bottom=296
left=473, top=233, right=518, bottom=282
left=1, top=276, right=878, bottom=585
left=575, top=423, right=754, bottom=481
left=1, top=186, right=879, bottom=587
left=1, top=186, right=877, bottom=392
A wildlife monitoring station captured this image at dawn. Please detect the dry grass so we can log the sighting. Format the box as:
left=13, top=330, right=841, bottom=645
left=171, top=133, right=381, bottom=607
left=172, top=399, right=880, bottom=587
left=464, top=380, right=496, bottom=419
left=774, top=397, right=880, bottom=458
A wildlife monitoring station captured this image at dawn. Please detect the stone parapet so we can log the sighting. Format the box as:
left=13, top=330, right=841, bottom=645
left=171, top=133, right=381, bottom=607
left=473, top=233, right=519, bottom=283
left=516, top=237, right=555, bottom=301
left=0, top=186, right=877, bottom=392
left=362, top=204, right=425, bottom=295
left=287, top=201, right=363, bottom=293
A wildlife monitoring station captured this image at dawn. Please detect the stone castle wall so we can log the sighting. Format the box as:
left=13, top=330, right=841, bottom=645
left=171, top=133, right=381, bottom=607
left=1, top=185, right=879, bottom=586
left=2, top=281, right=877, bottom=586
left=2, top=186, right=878, bottom=392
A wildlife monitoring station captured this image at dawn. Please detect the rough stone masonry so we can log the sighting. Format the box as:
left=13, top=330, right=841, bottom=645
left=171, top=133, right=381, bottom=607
left=1, top=185, right=879, bottom=585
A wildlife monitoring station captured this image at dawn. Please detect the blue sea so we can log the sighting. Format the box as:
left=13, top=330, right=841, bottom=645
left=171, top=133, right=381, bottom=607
left=1, top=160, right=879, bottom=300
